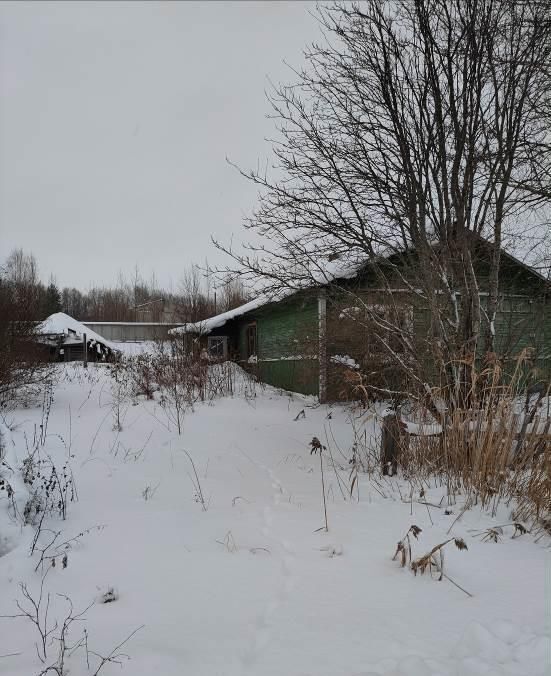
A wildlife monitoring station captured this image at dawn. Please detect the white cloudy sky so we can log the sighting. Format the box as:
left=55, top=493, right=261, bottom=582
left=0, top=1, right=320, bottom=289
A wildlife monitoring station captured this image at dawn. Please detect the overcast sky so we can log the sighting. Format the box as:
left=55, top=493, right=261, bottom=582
left=0, top=1, right=320, bottom=290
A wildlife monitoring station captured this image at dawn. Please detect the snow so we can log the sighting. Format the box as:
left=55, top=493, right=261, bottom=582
left=0, top=363, right=548, bottom=676
left=259, top=355, right=316, bottom=362
left=111, top=341, right=158, bottom=356
left=403, top=421, right=443, bottom=436
left=84, top=322, right=181, bottom=326
left=39, top=312, right=116, bottom=350
left=170, top=296, right=273, bottom=335
left=0, top=421, right=30, bottom=523
left=310, top=255, right=367, bottom=285
left=339, top=306, right=362, bottom=319
left=331, top=354, right=360, bottom=370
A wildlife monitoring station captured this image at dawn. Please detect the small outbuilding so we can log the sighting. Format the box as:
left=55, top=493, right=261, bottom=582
left=37, top=313, right=117, bottom=363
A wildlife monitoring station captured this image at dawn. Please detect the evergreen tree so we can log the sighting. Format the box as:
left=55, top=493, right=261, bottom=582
left=42, top=279, right=62, bottom=317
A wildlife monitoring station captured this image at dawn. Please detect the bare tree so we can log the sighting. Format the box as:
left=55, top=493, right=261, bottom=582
left=217, top=274, right=249, bottom=313
left=215, top=0, right=551, bottom=406
left=0, top=252, right=52, bottom=407
left=5, top=248, right=39, bottom=289
left=177, top=265, right=210, bottom=323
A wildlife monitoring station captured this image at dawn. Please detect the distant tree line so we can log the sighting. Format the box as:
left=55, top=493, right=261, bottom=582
left=1, top=248, right=248, bottom=324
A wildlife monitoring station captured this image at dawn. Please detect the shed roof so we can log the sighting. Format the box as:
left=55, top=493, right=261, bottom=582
left=39, top=312, right=117, bottom=350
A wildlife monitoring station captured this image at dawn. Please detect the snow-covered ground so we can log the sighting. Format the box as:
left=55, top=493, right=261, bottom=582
left=0, top=364, right=548, bottom=676
left=110, top=340, right=159, bottom=356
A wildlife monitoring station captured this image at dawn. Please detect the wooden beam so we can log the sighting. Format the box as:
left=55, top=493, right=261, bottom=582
left=83, top=333, right=88, bottom=368
left=318, top=289, right=327, bottom=403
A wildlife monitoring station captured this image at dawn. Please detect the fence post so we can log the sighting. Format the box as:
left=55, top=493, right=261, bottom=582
left=83, top=333, right=88, bottom=368
left=381, top=414, right=407, bottom=475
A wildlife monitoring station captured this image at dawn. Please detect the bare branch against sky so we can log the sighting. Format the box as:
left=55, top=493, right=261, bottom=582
left=0, top=1, right=319, bottom=289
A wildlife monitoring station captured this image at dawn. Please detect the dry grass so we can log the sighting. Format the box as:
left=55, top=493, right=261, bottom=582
left=400, top=352, right=551, bottom=535
left=392, top=524, right=422, bottom=567
left=391, top=525, right=472, bottom=596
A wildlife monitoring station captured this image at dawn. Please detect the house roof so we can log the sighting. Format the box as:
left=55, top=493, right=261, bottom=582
left=169, top=240, right=548, bottom=336
left=169, top=254, right=371, bottom=336
left=169, top=296, right=273, bottom=336
left=39, top=312, right=117, bottom=350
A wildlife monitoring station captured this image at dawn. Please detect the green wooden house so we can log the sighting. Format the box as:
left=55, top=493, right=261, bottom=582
left=170, top=247, right=550, bottom=401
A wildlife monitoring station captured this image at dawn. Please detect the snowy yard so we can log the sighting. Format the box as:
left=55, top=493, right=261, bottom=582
left=0, top=363, right=548, bottom=676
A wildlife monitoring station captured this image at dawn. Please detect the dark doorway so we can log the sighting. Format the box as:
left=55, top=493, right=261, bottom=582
left=246, top=323, right=257, bottom=357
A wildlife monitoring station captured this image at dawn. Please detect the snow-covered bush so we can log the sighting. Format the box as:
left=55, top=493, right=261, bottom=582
left=121, top=338, right=241, bottom=434
left=129, top=353, right=156, bottom=400
left=0, top=381, right=76, bottom=527
left=22, top=455, right=76, bottom=524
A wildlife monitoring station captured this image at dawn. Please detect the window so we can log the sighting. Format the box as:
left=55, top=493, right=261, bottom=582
left=246, top=324, right=257, bottom=357
left=337, top=302, right=413, bottom=358
left=207, top=336, right=228, bottom=360
left=366, top=304, right=413, bottom=354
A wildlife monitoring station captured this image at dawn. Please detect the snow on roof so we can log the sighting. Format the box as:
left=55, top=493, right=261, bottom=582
left=170, top=238, right=548, bottom=337
left=39, top=313, right=117, bottom=350
left=312, top=239, right=550, bottom=285
left=310, top=255, right=368, bottom=285
left=169, top=296, right=273, bottom=335
left=83, top=321, right=181, bottom=326
left=169, top=257, right=369, bottom=336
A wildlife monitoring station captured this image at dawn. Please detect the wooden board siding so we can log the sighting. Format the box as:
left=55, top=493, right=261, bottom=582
left=325, top=288, right=421, bottom=400
left=323, top=272, right=550, bottom=400
left=257, top=359, right=320, bottom=396
left=239, top=294, right=320, bottom=396
left=492, top=299, right=551, bottom=381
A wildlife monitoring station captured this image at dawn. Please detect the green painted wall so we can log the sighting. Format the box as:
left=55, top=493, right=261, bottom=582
left=231, top=254, right=550, bottom=399
left=257, top=296, right=318, bottom=359
left=323, top=258, right=550, bottom=397
left=238, top=294, right=320, bottom=396
left=492, top=298, right=551, bottom=382
left=257, top=360, right=319, bottom=396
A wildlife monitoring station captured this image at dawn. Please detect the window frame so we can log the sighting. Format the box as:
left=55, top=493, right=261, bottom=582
left=207, top=335, right=228, bottom=360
